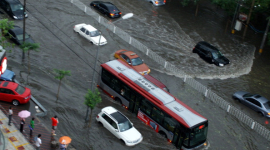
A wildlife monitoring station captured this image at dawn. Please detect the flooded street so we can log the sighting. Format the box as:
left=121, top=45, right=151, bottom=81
left=3, top=0, right=270, bottom=149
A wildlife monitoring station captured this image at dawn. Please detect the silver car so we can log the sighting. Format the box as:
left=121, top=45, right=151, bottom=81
left=233, top=91, right=270, bottom=118
left=147, top=0, right=166, bottom=6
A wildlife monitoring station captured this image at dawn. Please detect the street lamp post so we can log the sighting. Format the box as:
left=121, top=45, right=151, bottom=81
left=85, top=13, right=133, bottom=122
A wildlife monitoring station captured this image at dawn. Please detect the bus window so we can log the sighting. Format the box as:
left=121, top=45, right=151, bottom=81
left=141, top=100, right=153, bottom=116
left=122, top=86, right=131, bottom=100
left=111, top=78, right=121, bottom=93
left=101, top=69, right=111, bottom=85
left=151, top=107, right=164, bottom=124
left=163, top=115, right=178, bottom=133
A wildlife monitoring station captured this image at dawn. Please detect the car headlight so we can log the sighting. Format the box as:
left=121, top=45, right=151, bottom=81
left=25, top=13, right=28, bottom=17
left=13, top=16, right=18, bottom=19
left=219, top=63, right=224, bottom=66
left=126, top=140, right=132, bottom=143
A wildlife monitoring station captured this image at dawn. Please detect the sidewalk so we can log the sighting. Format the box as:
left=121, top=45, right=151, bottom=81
left=0, top=109, right=34, bottom=150
left=0, top=103, right=55, bottom=150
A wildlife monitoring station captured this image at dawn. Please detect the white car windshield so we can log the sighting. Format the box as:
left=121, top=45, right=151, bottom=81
left=118, top=120, right=132, bottom=132
left=90, top=30, right=100, bottom=37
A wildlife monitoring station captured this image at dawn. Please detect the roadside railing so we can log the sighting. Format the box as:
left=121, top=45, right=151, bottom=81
left=70, top=0, right=270, bottom=141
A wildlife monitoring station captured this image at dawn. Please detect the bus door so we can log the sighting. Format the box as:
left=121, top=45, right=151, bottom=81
left=128, top=93, right=142, bottom=115
left=172, top=126, right=185, bottom=149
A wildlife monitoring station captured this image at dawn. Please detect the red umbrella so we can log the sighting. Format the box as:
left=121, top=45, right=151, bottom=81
left=18, top=110, right=31, bottom=118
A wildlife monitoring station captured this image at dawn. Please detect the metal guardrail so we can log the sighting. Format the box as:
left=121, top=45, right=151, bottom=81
left=70, top=0, right=270, bottom=141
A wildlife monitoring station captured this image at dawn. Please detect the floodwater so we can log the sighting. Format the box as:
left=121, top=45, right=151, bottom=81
left=2, top=0, right=270, bottom=149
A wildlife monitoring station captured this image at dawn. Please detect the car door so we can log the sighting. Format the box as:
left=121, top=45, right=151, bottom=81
left=244, top=98, right=261, bottom=112
left=102, top=114, right=120, bottom=138
left=78, top=27, right=85, bottom=36
left=85, top=30, right=91, bottom=41
left=109, top=120, right=120, bottom=138
left=0, top=88, right=14, bottom=102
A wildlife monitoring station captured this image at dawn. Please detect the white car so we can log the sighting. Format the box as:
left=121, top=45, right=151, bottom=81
left=96, top=106, right=143, bottom=146
left=73, top=23, right=107, bottom=45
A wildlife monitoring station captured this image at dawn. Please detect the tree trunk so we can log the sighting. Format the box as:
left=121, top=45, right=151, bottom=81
left=56, top=80, right=62, bottom=100
left=88, top=109, right=92, bottom=128
left=28, top=51, right=30, bottom=74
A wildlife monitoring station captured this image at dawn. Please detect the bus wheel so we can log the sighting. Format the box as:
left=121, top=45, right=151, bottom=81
left=115, top=97, right=122, bottom=105
left=159, top=131, right=167, bottom=139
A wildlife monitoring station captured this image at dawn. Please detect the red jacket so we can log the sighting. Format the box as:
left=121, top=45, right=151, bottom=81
left=51, top=117, right=58, bottom=126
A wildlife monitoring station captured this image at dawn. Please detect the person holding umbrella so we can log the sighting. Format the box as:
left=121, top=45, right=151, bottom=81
left=59, top=136, right=72, bottom=150
left=18, top=110, right=31, bottom=132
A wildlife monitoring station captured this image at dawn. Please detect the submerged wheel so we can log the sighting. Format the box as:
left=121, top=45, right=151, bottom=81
left=258, top=112, right=264, bottom=117
left=159, top=132, right=167, bottom=139
left=115, top=97, right=122, bottom=105
left=12, top=100, right=19, bottom=106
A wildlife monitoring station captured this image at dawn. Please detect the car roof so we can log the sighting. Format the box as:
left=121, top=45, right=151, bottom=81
left=123, top=51, right=140, bottom=59
left=10, top=26, right=23, bottom=34
left=197, top=41, right=219, bottom=52
left=0, top=81, right=18, bottom=89
left=5, top=0, right=21, bottom=4
left=254, top=95, right=269, bottom=103
left=102, top=106, right=117, bottom=114
left=83, top=25, right=97, bottom=32
left=110, top=112, right=128, bottom=123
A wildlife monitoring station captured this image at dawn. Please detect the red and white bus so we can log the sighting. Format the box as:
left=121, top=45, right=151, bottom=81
left=98, top=60, right=208, bottom=149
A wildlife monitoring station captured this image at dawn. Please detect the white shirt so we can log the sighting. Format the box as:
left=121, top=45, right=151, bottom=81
left=9, top=109, right=13, bottom=115
left=35, top=138, right=42, bottom=147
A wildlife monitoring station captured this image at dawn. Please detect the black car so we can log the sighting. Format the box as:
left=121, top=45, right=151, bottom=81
left=193, top=41, right=230, bottom=66
left=7, top=26, right=34, bottom=45
left=90, top=1, right=121, bottom=18
left=0, top=0, right=27, bottom=20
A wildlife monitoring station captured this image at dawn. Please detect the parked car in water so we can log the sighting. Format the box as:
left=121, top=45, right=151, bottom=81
left=233, top=91, right=270, bottom=118
left=7, top=26, right=34, bottom=45
left=96, top=106, right=143, bottom=146
left=114, top=49, right=150, bottom=75
left=90, top=1, right=121, bottom=18
left=0, top=70, right=15, bottom=82
left=0, top=0, right=28, bottom=19
left=193, top=41, right=230, bottom=66
left=147, top=0, right=166, bottom=6
left=0, top=81, right=31, bottom=105
left=73, top=23, right=107, bottom=46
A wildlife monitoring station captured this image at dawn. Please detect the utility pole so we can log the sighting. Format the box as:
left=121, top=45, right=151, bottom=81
left=242, top=0, right=255, bottom=40
left=259, top=17, right=270, bottom=54
left=22, top=0, right=26, bottom=63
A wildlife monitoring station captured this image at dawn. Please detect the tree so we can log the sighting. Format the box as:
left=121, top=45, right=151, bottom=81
left=0, top=19, right=15, bottom=49
left=84, top=88, right=102, bottom=127
left=20, top=42, right=39, bottom=73
left=54, top=69, right=71, bottom=100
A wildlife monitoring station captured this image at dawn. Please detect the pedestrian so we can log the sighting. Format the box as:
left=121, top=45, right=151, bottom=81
left=30, top=117, right=35, bottom=136
left=60, top=143, right=68, bottom=150
left=35, top=134, right=42, bottom=150
left=8, top=106, right=13, bottom=126
left=20, top=118, right=25, bottom=132
left=51, top=115, right=59, bottom=136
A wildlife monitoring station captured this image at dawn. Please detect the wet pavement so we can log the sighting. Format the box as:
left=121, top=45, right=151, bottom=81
left=1, top=0, right=270, bottom=149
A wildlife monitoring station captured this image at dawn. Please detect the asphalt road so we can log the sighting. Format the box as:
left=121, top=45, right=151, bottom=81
left=1, top=0, right=270, bottom=149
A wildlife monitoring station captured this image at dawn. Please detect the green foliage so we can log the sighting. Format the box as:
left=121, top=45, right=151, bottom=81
left=20, top=42, right=39, bottom=52
left=84, top=89, right=102, bottom=109
left=181, top=0, right=200, bottom=6
left=54, top=69, right=71, bottom=81
left=0, top=19, right=15, bottom=49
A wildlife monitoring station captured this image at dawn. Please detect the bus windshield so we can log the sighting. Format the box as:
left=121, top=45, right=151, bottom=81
left=188, top=122, right=208, bottom=148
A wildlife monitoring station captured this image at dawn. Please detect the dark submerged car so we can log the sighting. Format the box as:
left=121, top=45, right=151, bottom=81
left=7, top=26, right=34, bottom=45
left=90, top=1, right=121, bottom=18
left=0, top=0, right=27, bottom=20
left=193, top=41, right=230, bottom=66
